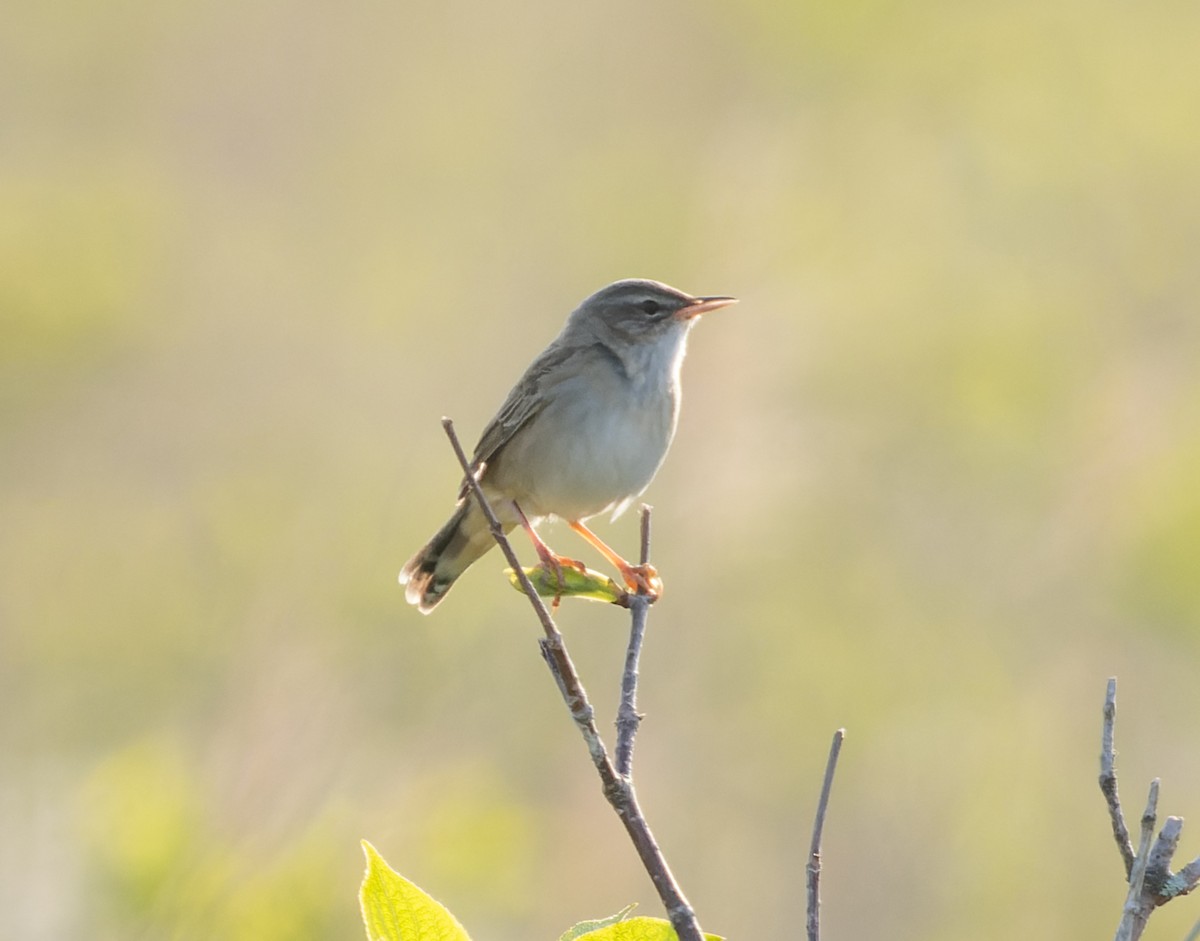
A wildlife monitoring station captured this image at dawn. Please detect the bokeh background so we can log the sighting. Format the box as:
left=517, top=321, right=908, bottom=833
left=4, top=0, right=1200, bottom=938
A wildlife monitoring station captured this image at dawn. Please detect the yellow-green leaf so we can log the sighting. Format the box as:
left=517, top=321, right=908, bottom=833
left=360, top=841, right=471, bottom=941
left=505, top=564, right=624, bottom=604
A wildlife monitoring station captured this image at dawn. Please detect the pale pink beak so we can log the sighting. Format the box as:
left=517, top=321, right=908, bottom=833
left=677, top=295, right=739, bottom=321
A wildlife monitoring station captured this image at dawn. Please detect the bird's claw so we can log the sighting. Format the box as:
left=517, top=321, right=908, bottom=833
left=620, top=563, right=663, bottom=601
left=541, top=554, right=590, bottom=610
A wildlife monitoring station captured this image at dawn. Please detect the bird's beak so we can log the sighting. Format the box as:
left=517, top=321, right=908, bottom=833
left=677, top=295, right=738, bottom=321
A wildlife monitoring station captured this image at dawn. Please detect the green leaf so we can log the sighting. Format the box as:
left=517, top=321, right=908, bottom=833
left=359, top=841, right=471, bottom=941
left=505, top=563, right=625, bottom=604
left=572, top=916, right=723, bottom=941
left=559, top=904, right=638, bottom=941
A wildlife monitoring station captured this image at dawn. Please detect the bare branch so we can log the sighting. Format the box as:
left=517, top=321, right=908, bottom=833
left=639, top=502, right=652, bottom=565
left=1100, top=677, right=1136, bottom=878
left=807, top=729, right=846, bottom=941
left=1145, top=816, right=1183, bottom=901
left=1178, top=856, right=1200, bottom=898
left=441, top=420, right=704, bottom=941
left=615, top=507, right=653, bottom=778
left=1115, top=779, right=1159, bottom=941
left=1101, top=679, right=1200, bottom=938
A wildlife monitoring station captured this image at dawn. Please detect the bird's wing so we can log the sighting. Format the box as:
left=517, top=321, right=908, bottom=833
left=458, top=340, right=582, bottom=500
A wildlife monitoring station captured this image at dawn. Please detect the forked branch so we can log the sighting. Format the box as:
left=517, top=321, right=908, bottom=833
left=442, top=418, right=704, bottom=941
left=1101, top=678, right=1200, bottom=941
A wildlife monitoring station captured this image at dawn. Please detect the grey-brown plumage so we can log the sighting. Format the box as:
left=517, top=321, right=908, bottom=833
left=399, top=279, right=737, bottom=613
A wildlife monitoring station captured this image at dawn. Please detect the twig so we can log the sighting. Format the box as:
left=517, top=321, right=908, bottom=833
left=1146, top=816, right=1184, bottom=898
left=441, top=419, right=704, bottom=941
left=1100, top=678, right=1200, bottom=941
left=1116, top=779, right=1159, bottom=941
left=1100, top=677, right=1136, bottom=878
left=806, top=729, right=845, bottom=941
left=615, top=507, right=652, bottom=778
left=1181, top=856, right=1200, bottom=898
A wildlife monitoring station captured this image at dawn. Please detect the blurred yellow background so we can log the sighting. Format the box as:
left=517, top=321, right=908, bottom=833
left=3, top=0, right=1200, bottom=938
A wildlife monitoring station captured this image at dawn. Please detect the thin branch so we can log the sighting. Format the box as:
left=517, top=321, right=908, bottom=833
left=1179, top=856, right=1200, bottom=898
left=639, top=503, right=652, bottom=566
left=1115, top=779, right=1159, bottom=941
left=1101, top=679, right=1200, bottom=939
left=1145, top=816, right=1183, bottom=900
left=1152, top=820, right=1200, bottom=904
left=806, top=729, right=845, bottom=941
left=441, top=419, right=704, bottom=941
left=615, top=506, right=653, bottom=778
left=1100, top=677, right=1136, bottom=878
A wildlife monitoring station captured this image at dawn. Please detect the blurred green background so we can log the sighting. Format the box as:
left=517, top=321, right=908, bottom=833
left=3, top=0, right=1200, bottom=938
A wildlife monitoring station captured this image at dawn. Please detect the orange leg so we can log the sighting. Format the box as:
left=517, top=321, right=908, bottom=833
left=568, top=521, right=662, bottom=599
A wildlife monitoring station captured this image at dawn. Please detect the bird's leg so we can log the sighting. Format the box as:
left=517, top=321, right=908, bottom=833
left=513, top=503, right=588, bottom=571
left=513, top=502, right=587, bottom=607
left=568, top=521, right=663, bottom=600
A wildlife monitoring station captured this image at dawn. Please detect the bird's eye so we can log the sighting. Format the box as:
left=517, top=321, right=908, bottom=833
left=640, top=299, right=662, bottom=315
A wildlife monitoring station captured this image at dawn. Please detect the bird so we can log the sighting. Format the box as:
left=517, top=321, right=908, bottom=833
left=399, top=278, right=737, bottom=613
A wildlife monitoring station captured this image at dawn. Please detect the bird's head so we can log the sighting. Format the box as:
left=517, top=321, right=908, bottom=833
left=569, top=279, right=738, bottom=343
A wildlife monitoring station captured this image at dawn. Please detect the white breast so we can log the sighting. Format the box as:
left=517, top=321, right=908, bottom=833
left=493, top=330, right=689, bottom=522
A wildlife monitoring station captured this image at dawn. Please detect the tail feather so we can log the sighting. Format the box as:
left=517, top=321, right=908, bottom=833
left=399, top=501, right=504, bottom=613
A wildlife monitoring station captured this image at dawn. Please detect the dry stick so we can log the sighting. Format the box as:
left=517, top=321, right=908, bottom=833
left=1100, top=678, right=1200, bottom=941
left=806, top=729, right=845, bottom=941
left=1147, top=816, right=1200, bottom=906
left=1146, top=816, right=1185, bottom=897
left=614, top=507, right=652, bottom=778
left=441, top=418, right=704, bottom=941
left=1181, top=856, right=1200, bottom=899
left=1115, top=779, right=1160, bottom=941
left=1100, top=677, right=1136, bottom=878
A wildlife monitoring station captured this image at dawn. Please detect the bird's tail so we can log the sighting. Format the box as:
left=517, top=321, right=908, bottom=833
left=399, top=500, right=507, bottom=613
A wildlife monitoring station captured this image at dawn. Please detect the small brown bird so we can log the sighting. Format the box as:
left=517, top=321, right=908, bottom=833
left=399, top=278, right=737, bottom=613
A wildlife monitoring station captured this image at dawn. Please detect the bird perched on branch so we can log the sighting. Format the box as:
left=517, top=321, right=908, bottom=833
left=400, top=278, right=737, bottom=613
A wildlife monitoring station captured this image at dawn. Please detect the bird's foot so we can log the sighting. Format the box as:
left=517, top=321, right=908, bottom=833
left=618, top=563, right=663, bottom=602
left=537, top=553, right=589, bottom=611
left=542, top=553, right=587, bottom=581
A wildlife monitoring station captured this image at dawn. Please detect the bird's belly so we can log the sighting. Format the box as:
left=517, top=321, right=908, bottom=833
left=492, top=380, right=676, bottom=521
